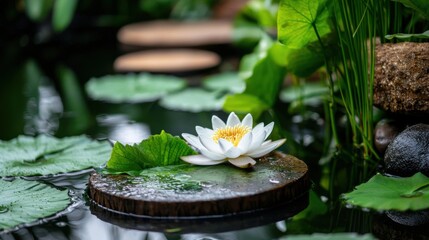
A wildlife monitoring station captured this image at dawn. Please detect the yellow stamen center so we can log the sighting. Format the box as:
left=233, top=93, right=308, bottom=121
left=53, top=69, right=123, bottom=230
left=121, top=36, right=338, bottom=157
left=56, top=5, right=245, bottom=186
left=212, top=125, right=251, bottom=147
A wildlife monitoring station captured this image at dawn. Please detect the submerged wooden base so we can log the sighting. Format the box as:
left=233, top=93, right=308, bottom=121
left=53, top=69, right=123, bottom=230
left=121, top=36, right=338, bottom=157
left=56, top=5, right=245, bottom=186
left=88, top=152, right=310, bottom=217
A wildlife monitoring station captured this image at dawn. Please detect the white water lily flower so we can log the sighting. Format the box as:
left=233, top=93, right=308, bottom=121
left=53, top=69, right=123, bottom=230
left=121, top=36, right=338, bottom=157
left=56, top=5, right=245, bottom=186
left=181, top=112, right=286, bottom=168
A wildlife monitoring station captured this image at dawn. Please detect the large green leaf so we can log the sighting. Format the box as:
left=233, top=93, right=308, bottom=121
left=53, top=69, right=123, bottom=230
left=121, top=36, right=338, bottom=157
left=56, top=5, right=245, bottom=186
left=85, top=73, right=186, bottom=103
left=52, top=0, right=78, bottom=32
left=202, top=72, right=245, bottom=94
left=223, top=93, right=270, bottom=119
left=232, top=0, right=278, bottom=50
left=385, top=30, right=429, bottom=40
left=391, top=0, right=429, bottom=19
left=243, top=48, right=286, bottom=107
left=278, top=0, right=331, bottom=49
left=239, top=0, right=278, bottom=27
left=280, top=233, right=375, bottom=240
left=343, top=172, right=429, bottom=211
left=159, top=88, right=226, bottom=112
left=224, top=35, right=285, bottom=117
left=0, top=135, right=111, bottom=176
left=106, top=131, right=196, bottom=174
left=0, top=179, right=70, bottom=232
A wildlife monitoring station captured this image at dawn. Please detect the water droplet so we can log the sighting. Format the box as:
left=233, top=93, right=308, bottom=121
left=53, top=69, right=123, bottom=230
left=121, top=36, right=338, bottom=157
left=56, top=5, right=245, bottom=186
left=269, top=179, right=279, bottom=184
left=56, top=221, right=67, bottom=227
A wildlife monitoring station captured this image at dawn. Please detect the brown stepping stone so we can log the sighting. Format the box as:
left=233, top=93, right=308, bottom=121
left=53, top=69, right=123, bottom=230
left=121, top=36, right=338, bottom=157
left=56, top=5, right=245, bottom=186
left=118, top=20, right=233, bottom=47
left=114, top=49, right=221, bottom=73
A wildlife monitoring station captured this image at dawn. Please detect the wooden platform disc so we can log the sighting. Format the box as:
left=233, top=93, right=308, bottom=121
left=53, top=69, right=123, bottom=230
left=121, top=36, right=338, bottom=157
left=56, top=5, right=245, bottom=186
left=88, top=152, right=310, bottom=218
left=113, top=49, right=221, bottom=73
left=117, top=20, right=233, bottom=47
left=90, top=191, right=309, bottom=233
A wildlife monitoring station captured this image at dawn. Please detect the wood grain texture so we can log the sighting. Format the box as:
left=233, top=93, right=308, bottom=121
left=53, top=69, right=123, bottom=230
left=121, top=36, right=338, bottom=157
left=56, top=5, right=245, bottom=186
left=89, top=151, right=310, bottom=217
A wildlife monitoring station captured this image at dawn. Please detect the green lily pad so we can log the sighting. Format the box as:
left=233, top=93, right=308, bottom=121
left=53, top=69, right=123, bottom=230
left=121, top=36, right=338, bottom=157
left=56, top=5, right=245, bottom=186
left=85, top=73, right=186, bottom=103
left=385, top=30, right=429, bottom=40
left=280, top=233, right=375, bottom=240
left=106, top=131, right=196, bottom=174
left=0, top=178, right=70, bottom=232
left=202, top=72, right=245, bottom=94
left=0, top=135, right=111, bottom=177
left=159, top=88, right=226, bottom=112
left=343, top=172, right=429, bottom=211
left=278, top=0, right=331, bottom=49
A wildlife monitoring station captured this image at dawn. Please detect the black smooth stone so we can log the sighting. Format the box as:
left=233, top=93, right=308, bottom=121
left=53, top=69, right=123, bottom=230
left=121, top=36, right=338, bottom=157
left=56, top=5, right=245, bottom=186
left=384, top=124, right=429, bottom=177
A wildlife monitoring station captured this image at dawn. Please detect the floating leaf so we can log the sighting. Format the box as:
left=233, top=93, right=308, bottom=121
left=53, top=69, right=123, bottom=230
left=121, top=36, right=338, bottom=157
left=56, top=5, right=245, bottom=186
left=52, top=0, right=78, bottom=32
left=106, top=131, right=196, bottom=174
left=278, top=0, right=331, bottom=49
left=0, top=135, right=111, bottom=176
left=280, top=233, right=375, bottom=240
left=85, top=73, right=186, bottom=103
left=0, top=178, right=70, bottom=232
left=202, top=72, right=245, bottom=94
left=385, top=30, right=429, bottom=40
left=343, top=172, right=429, bottom=211
left=159, top=88, right=226, bottom=112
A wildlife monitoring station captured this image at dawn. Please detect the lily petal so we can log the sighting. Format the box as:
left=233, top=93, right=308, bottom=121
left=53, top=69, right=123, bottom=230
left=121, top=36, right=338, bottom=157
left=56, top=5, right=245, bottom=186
left=228, top=156, right=256, bottom=168
left=247, top=139, right=286, bottom=158
left=248, top=126, right=266, bottom=150
left=199, top=134, right=222, bottom=154
left=237, top=132, right=252, bottom=153
left=181, top=155, right=226, bottom=165
left=227, top=112, right=240, bottom=127
left=200, top=148, right=226, bottom=160
left=182, top=133, right=204, bottom=149
left=212, top=115, right=226, bottom=130
left=263, top=122, right=274, bottom=140
left=218, top=138, right=234, bottom=152
left=252, top=123, right=264, bottom=137
left=224, top=147, right=242, bottom=159
left=241, top=113, right=253, bottom=128
left=196, top=126, right=214, bottom=137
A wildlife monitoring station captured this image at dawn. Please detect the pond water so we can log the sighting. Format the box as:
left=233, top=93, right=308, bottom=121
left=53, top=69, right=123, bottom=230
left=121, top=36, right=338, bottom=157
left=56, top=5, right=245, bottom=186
left=1, top=27, right=428, bottom=240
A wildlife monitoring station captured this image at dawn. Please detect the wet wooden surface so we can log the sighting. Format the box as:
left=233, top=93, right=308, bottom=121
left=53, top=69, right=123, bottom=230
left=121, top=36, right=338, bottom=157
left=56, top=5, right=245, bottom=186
left=89, top=152, right=310, bottom=217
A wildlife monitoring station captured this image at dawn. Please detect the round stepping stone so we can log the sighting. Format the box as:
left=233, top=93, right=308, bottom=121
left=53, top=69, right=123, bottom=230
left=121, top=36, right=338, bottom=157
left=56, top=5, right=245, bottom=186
left=117, top=20, right=233, bottom=47
left=114, top=49, right=221, bottom=73
left=88, top=152, right=310, bottom=218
